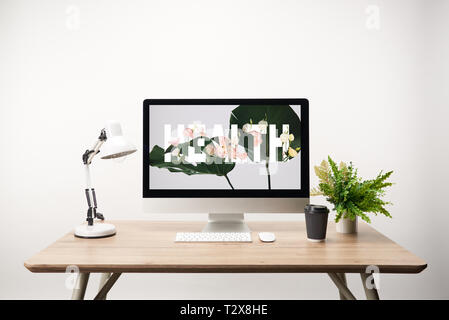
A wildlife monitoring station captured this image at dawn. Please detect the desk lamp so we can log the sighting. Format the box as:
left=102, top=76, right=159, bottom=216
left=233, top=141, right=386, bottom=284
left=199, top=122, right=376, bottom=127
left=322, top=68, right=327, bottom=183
left=75, top=120, right=137, bottom=238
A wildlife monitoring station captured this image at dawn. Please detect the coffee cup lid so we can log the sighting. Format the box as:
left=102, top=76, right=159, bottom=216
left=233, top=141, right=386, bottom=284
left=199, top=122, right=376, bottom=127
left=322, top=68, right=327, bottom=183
left=304, top=204, right=329, bottom=213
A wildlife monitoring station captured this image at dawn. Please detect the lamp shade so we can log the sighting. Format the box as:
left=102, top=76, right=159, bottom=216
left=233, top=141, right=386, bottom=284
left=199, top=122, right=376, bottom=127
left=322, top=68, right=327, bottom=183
left=100, top=121, right=137, bottom=159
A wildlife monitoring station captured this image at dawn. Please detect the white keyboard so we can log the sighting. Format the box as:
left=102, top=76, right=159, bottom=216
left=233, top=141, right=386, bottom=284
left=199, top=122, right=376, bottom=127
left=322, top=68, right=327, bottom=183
left=175, top=232, right=252, bottom=242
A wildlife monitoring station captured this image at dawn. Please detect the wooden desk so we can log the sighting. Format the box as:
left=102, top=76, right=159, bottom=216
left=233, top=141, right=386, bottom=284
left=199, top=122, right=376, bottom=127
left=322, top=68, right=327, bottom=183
left=24, top=221, right=427, bottom=300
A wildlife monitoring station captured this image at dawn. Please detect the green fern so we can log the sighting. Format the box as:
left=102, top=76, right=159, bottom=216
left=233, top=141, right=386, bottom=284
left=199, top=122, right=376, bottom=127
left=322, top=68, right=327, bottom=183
left=312, top=156, right=393, bottom=223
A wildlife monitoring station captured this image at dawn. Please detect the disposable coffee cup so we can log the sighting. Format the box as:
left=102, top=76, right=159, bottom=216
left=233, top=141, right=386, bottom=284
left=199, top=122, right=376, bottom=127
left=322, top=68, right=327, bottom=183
left=304, top=204, right=329, bottom=242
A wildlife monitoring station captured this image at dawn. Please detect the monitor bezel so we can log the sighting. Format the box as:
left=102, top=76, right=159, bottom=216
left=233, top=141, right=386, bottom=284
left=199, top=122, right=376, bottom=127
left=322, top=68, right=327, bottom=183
left=143, top=99, right=309, bottom=198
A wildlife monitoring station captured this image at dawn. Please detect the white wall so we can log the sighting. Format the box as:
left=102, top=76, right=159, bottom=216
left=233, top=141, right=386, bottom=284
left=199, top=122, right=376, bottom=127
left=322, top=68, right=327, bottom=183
left=1, top=0, right=448, bottom=299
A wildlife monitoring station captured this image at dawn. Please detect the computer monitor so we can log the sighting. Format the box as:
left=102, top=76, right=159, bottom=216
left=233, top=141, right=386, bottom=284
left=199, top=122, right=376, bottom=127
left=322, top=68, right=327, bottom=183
left=143, top=99, right=309, bottom=232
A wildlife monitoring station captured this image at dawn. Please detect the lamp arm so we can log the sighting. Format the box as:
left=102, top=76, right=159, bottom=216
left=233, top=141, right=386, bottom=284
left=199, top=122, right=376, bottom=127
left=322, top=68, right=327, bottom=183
left=82, top=129, right=107, bottom=165
left=82, top=129, right=107, bottom=226
left=84, top=164, right=104, bottom=225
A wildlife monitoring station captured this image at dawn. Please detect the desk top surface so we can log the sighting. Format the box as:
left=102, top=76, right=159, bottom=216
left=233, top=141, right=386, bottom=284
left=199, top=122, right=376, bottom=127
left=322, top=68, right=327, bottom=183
left=24, top=221, right=427, bottom=274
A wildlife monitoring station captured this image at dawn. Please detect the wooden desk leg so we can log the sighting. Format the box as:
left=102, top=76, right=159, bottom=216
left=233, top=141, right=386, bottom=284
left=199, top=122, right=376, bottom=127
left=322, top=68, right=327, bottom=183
left=328, top=273, right=356, bottom=300
left=360, top=273, right=380, bottom=300
left=94, top=273, right=121, bottom=300
left=98, top=273, right=111, bottom=300
left=71, top=272, right=90, bottom=300
left=336, top=273, right=347, bottom=300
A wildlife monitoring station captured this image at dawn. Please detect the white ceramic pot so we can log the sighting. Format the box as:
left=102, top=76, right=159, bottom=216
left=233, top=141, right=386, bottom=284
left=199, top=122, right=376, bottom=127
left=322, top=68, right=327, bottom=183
left=336, top=216, right=358, bottom=234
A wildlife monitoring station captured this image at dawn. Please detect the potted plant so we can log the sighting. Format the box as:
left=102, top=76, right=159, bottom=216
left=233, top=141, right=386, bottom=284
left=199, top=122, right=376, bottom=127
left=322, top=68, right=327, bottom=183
left=311, top=156, right=393, bottom=233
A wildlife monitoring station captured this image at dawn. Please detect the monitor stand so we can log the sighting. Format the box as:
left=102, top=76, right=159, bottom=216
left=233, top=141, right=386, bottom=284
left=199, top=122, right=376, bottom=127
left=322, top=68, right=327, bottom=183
left=202, top=213, right=251, bottom=233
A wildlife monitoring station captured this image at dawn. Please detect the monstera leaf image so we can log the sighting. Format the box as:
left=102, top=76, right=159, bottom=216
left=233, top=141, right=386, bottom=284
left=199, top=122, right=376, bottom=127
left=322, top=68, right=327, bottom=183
left=149, top=136, right=237, bottom=189
left=229, top=104, right=301, bottom=161
left=229, top=104, right=301, bottom=188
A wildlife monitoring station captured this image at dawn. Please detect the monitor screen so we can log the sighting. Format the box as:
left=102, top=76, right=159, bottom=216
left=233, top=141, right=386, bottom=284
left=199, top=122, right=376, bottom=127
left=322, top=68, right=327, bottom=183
left=143, top=99, right=309, bottom=198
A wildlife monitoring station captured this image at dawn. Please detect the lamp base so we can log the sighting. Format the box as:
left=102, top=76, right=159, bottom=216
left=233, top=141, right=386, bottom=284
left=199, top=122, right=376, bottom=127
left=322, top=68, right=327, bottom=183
left=74, top=223, right=116, bottom=238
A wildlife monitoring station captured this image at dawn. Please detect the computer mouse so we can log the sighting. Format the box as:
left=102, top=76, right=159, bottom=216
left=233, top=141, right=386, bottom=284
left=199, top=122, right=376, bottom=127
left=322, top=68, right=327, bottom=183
left=258, top=232, right=276, bottom=242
